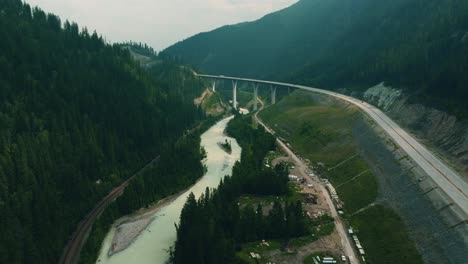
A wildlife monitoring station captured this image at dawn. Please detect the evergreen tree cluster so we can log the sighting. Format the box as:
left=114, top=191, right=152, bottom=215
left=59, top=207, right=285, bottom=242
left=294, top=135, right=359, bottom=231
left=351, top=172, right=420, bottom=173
left=79, top=131, right=207, bottom=263
left=117, top=132, right=206, bottom=215
left=226, top=115, right=289, bottom=195
left=119, top=41, right=157, bottom=58
left=173, top=115, right=307, bottom=264
left=0, top=1, right=205, bottom=263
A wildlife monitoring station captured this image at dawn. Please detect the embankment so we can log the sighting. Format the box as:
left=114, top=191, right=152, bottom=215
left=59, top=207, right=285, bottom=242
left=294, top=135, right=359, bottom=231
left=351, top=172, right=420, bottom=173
left=259, top=91, right=467, bottom=263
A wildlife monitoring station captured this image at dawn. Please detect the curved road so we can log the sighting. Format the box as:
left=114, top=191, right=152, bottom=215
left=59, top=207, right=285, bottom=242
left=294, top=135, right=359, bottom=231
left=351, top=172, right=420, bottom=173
left=198, top=73, right=468, bottom=218
left=59, top=157, right=160, bottom=264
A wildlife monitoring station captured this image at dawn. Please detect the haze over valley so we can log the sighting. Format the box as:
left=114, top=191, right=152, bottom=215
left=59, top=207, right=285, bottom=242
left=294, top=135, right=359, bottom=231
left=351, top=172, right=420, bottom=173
left=0, top=1, right=466, bottom=264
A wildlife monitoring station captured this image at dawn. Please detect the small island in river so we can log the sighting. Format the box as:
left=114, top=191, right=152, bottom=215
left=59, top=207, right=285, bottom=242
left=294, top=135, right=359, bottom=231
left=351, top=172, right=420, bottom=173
left=217, top=139, right=232, bottom=154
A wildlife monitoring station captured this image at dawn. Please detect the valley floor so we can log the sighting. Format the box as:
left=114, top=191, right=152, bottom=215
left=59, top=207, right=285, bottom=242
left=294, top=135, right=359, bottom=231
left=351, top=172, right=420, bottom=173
left=256, top=91, right=429, bottom=263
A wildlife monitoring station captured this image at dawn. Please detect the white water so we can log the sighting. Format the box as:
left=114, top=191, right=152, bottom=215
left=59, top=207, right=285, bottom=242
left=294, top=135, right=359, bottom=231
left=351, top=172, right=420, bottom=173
left=96, top=116, right=241, bottom=264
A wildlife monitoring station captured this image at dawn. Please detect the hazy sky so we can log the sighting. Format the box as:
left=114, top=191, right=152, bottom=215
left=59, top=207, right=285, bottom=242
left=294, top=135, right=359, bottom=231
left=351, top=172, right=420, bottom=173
left=24, top=0, right=298, bottom=51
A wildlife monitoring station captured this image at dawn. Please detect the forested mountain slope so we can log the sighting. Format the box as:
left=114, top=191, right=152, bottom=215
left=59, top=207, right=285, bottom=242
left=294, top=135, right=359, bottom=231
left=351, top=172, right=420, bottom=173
left=163, top=0, right=468, bottom=116
left=0, top=1, right=205, bottom=263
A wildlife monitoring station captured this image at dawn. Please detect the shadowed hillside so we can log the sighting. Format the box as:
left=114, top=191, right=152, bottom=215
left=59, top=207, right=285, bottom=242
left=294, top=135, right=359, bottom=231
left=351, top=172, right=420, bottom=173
left=0, top=1, right=206, bottom=263
left=163, top=0, right=468, bottom=116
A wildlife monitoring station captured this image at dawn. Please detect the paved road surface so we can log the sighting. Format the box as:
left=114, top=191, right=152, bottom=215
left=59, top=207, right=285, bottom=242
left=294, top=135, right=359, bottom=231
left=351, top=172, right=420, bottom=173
left=254, top=102, right=359, bottom=264
left=59, top=157, right=160, bottom=264
left=200, top=73, right=468, bottom=217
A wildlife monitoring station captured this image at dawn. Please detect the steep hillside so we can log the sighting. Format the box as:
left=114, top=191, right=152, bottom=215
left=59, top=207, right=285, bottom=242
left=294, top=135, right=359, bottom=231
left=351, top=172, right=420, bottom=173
left=193, top=89, right=226, bottom=116
left=0, top=1, right=205, bottom=263
left=163, top=0, right=468, bottom=116
left=363, top=84, right=468, bottom=179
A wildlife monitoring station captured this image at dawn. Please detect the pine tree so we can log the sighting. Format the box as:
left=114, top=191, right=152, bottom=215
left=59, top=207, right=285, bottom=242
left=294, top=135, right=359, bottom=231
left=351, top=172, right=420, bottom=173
left=268, top=201, right=285, bottom=239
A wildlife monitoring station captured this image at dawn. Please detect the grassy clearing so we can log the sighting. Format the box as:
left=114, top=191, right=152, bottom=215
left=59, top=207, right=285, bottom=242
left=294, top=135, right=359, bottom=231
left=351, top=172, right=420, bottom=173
left=259, top=91, right=377, bottom=213
left=290, top=221, right=335, bottom=248
left=201, top=92, right=225, bottom=116
left=326, top=156, right=378, bottom=213
left=237, top=90, right=254, bottom=107
left=239, top=183, right=306, bottom=209
left=351, top=205, right=423, bottom=264
left=265, top=150, right=286, bottom=166
left=202, top=92, right=219, bottom=108
left=236, top=240, right=281, bottom=264
left=335, top=170, right=377, bottom=213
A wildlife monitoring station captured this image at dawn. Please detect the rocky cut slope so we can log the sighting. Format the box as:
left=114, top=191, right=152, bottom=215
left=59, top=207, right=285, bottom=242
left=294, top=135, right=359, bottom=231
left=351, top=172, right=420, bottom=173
left=363, top=84, right=468, bottom=180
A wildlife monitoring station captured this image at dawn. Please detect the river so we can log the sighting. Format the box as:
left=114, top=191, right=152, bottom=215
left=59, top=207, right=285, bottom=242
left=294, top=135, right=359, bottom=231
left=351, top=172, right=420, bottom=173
left=96, top=116, right=241, bottom=264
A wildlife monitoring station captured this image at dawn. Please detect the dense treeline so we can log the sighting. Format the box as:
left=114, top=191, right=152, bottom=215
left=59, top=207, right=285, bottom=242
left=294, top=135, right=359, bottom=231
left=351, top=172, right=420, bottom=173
left=0, top=1, right=205, bottom=263
left=117, top=133, right=206, bottom=215
left=163, top=0, right=468, bottom=117
left=226, top=115, right=290, bottom=195
left=79, top=129, right=208, bottom=263
left=120, top=42, right=157, bottom=58
left=173, top=115, right=307, bottom=264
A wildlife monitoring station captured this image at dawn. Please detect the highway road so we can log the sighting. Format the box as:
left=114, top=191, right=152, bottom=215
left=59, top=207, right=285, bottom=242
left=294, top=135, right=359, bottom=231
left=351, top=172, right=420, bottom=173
left=59, top=157, right=160, bottom=264
left=198, top=73, right=468, bottom=217
left=254, top=99, right=359, bottom=263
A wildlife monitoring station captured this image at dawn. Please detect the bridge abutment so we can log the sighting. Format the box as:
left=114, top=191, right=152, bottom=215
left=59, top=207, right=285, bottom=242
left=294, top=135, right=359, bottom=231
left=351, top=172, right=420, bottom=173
left=211, top=80, right=216, bottom=92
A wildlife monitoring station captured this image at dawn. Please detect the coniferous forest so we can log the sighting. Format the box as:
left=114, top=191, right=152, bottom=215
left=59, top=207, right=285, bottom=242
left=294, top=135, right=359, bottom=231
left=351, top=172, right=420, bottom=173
left=0, top=1, right=207, bottom=263
left=173, top=115, right=308, bottom=264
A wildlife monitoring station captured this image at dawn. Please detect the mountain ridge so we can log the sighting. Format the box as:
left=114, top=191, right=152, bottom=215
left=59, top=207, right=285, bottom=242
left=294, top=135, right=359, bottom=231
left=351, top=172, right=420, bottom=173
left=163, top=0, right=468, bottom=117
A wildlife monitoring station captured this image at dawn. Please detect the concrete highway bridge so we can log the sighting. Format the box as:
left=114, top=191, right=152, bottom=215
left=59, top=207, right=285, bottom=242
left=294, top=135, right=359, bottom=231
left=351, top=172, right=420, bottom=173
left=197, top=73, right=468, bottom=222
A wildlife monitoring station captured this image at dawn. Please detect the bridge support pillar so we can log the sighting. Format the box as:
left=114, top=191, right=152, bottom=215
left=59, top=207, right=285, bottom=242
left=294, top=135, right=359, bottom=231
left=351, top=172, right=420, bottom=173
left=271, top=85, right=276, bottom=105
left=253, top=83, right=259, bottom=111
left=211, top=79, right=216, bottom=92
left=232, top=80, right=237, bottom=110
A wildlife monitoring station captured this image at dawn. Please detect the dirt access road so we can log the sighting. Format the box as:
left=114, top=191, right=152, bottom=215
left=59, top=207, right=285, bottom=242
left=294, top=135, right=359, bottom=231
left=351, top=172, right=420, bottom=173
left=253, top=102, right=359, bottom=264
left=59, top=156, right=160, bottom=264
